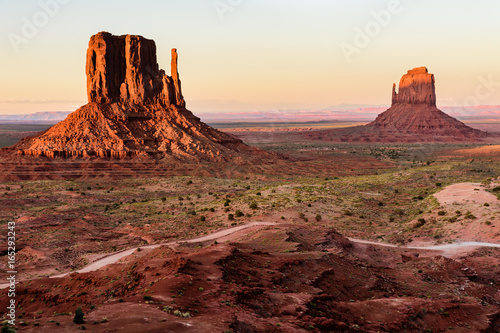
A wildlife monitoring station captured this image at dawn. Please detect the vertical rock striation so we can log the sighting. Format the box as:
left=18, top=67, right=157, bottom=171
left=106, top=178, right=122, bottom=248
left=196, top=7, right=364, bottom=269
left=391, top=67, right=436, bottom=107
left=86, top=32, right=185, bottom=107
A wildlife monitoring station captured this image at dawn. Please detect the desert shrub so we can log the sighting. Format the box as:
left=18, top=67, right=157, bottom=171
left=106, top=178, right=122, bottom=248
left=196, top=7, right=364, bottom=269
left=378, top=201, right=384, bottom=206
left=315, top=214, right=322, bottom=222
left=281, top=216, right=285, bottom=220
left=343, top=210, right=353, bottom=216
left=394, top=208, right=404, bottom=216
left=228, top=214, right=234, bottom=221
left=455, top=210, right=462, bottom=215
left=235, top=210, right=244, bottom=217
left=224, top=199, right=231, bottom=207
left=433, top=231, right=443, bottom=239
left=73, top=307, right=84, bottom=324
left=435, top=182, right=442, bottom=187
left=1, top=323, right=16, bottom=333
left=491, top=186, right=500, bottom=192
left=256, top=192, right=262, bottom=196
left=437, top=211, right=446, bottom=216
left=161, top=197, right=167, bottom=202
left=186, top=180, right=193, bottom=185
left=465, top=211, right=476, bottom=219
left=484, top=203, right=490, bottom=207
left=209, top=208, right=215, bottom=212
left=178, top=196, right=184, bottom=201
left=485, top=221, right=492, bottom=225
left=413, top=218, right=426, bottom=229
left=143, top=295, right=152, bottom=301
left=448, top=216, right=457, bottom=223
left=200, top=216, right=206, bottom=222
left=249, top=201, right=258, bottom=209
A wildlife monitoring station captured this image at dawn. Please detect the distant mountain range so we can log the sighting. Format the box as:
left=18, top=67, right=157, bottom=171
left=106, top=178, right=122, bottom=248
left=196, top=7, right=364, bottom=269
left=1, top=106, right=500, bottom=124
left=0, top=111, right=72, bottom=123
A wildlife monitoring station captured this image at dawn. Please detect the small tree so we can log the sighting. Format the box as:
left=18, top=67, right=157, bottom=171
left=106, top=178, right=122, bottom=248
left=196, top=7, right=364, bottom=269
left=73, top=307, right=85, bottom=324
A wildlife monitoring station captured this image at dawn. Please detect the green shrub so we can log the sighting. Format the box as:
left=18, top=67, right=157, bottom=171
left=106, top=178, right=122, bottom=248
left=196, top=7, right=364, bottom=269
left=413, top=218, right=426, bottom=229
left=73, top=307, right=84, bottom=324
left=235, top=210, right=244, bottom=218
left=249, top=201, right=258, bottom=209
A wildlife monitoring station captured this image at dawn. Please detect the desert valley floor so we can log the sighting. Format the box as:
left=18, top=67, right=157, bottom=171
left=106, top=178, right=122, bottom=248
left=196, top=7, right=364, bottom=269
left=0, top=121, right=500, bottom=332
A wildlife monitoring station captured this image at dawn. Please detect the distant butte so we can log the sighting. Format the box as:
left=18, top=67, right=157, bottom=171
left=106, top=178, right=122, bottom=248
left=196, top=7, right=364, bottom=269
left=6, top=32, right=267, bottom=161
left=305, top=67, right=490, bottom=142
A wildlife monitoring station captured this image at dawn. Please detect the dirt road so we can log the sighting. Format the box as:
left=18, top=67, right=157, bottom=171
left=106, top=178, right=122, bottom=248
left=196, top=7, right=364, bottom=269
left=2, top=221, right=499, bottom=289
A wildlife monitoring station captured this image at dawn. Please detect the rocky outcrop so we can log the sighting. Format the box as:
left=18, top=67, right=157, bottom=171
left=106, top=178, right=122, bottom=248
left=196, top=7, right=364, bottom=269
left=392, top=67, right=436, bottom=107
left=10, top=32, right=267, bottom=161
left=86, top=32, right=184, bottom=107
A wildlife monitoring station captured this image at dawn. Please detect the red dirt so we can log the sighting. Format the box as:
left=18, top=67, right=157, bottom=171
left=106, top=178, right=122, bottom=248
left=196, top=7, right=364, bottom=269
left=2, top=225, right=499, bottom=332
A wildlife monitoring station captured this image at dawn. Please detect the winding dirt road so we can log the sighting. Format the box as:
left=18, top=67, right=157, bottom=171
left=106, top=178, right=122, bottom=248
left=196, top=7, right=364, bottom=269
left=2, top=222, right=499, bottom=289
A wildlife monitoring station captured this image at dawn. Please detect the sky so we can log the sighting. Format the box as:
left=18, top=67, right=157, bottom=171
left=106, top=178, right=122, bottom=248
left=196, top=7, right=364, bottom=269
left=0, top=0, right=499, bottom=115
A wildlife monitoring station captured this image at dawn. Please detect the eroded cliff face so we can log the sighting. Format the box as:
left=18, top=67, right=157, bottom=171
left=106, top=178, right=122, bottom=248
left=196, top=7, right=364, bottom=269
left=391, top=67, right=436, bottom=107
left=9, top=32, right=267, bottom=161
left=86, top=32, right=185, bottom=107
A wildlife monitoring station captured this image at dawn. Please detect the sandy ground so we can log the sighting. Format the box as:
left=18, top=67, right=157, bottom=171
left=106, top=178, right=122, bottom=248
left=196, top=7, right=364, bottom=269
left=434, top=182, right=499, bottom=206
left=432, top=182, right=500, bottom=243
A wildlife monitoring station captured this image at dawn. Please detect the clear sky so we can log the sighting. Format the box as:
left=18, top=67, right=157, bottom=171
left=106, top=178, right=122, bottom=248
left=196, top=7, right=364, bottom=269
left=1, top=0, right=499, bottom=114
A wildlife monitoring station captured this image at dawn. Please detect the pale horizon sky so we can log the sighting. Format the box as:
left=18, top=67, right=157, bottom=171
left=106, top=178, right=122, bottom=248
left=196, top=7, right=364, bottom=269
left=1, top=0, right=499, bottom=115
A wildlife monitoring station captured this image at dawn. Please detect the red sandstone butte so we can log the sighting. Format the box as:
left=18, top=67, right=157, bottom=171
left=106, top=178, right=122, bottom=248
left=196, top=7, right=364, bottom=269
left=303, top=66, right=490, bottom=142
left=368, top=66, right=487, bottom=137
left=9, top=32, right=265, bottom=161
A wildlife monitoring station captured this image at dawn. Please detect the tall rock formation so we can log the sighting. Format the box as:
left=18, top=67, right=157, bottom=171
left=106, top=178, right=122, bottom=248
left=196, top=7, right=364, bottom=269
left=391, top=67, right=436, bottom=107
left=86, top=32, right=184, bottom=107
left=304, top=66, right=489, bottom=142
left=367, top=67, right=487, bottom=138
left=11, top=32, right=265, bottom=161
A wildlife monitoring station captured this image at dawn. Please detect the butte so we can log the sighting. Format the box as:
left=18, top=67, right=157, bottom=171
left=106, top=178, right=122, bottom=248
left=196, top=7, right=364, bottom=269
left=305, top=67, right=490, bottom=142
left=0, top=32, right=275, bottom=180
left=6, top=32, right=269, bottom=161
